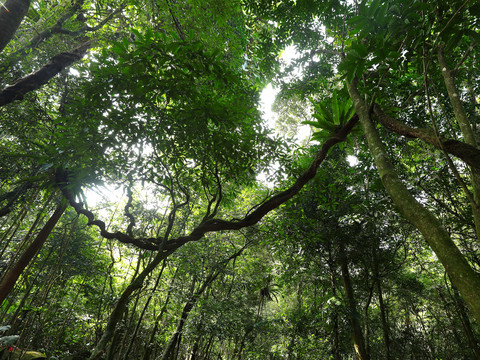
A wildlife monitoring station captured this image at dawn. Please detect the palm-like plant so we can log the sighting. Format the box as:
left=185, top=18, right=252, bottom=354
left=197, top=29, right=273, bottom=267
left=303, top=89, right=360, bottom=148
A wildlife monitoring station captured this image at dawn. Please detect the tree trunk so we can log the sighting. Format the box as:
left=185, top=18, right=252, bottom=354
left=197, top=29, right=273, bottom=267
left=438, top=45, right=480, bottom=241
left=347, top=79, right=480, bottom=324
left=0, top=201, right=66, bottom=304
left=338, top=241, right=369, bottom=360
left=160, top=271, right=219, bottom=360
left=327, top=245, right=342, bottom=360
left=0, top=0, right=30, bottom=53
left=142, top=268, right=178, bottom=360
left=451, top=283, right=480, bottom=359
left=123, top=260, right=167, bottom=360
left=373, top=260, right=391, bottom=360
left=89, top=250, right=174, bottom=360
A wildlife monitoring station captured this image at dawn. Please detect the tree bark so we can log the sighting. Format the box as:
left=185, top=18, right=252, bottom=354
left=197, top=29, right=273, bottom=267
left=451, top=283, right=480, bottom=360
left=0, top=201, right=66, bottom=304
left=123, top=260, right=167, bottom=360
left=89, top=250, right=175, bottom=360
left=373, top=105, right=480, bottom=173
left=327, top=245, right=342, bottom=360
left=142, top=268, right=178, bottom=360
left=0, top=41, right=91, bottom=106
left=347, top=79, right=480, bottom=325
left=373, top=258, right=391, bottom=360
left=438, top=45, right=480, bottom=241
left=160, top=246, right=246, bottom=360
left=0, top=0, right=30, bottom=54
left=338, top=241, right=369, bottom=360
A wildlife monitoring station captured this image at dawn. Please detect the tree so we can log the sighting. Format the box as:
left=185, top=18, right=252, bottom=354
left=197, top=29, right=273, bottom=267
left=2, top=0, right=480, bottom=359
left=245, top=0, right=480, bottom=324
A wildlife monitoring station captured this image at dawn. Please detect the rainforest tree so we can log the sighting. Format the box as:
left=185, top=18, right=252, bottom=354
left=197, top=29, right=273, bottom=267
left=1, top=0, right=479, bottom=359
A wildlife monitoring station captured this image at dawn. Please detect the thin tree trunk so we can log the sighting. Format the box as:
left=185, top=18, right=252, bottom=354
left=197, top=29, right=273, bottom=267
left=373, top=260, right=391, bottom=360
left=0, top=201, right=66, bottom=304
left=0, top=190, right=48, bottom=276
left=117, top=252, right=147, bottom=355
left=160, top=271, right=219, bottom=360
left=203, top=335, right=214, bottom=360
left=338, top=241, right=369, bottom=360
left=451, top=283, right=480, bottom=359
left=89, top=250, right=174, bottom=360
left=327, top=245, right=342, bottom=360
left=363, top=284, right=373, bottom=356
left=347, top=79, right=480, bottom=325
left=190, top=339, right=199, bottom=360
left=123, top=260, right=167, bottom=360
left=142, top=268, right=178, bottom=360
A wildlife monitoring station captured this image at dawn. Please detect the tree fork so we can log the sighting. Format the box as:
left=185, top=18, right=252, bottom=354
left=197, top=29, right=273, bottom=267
left=348, top=79, right=480, bottom=325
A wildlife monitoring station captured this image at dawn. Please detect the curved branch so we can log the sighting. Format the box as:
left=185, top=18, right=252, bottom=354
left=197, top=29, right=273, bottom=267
left=373, top=105, right=480, bottom=173
left=58, top=115, right=359, bottom=254
left=163, top=114, right=359, bottom=251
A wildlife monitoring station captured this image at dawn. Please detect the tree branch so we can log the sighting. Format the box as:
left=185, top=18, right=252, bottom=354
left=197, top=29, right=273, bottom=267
left=373, top=105, right=480, bottom=173
left=0, top=41, right=91, bottom=106
left=58, top=114, right=359, bottom=254
left=0, top=0, right=30, bottom=54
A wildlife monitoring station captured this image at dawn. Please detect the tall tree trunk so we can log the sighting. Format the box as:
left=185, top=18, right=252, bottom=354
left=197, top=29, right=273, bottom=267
left=0, top=191, right=49, bottom=276
left=123, top=260, right=167, bottom=360
left=142, top=268, right=178, bottom=360
left=438, top=45, right=480, bottom=241
left=373, top=260, right=391, bottom=360
left=450, top=283, right=480, bottom=359
left=347, top=79, right=480, bottom=324
left=0, top=0, right=30, bottom=53
left=89, top=250, right=175, bottom=360
left=0, top=201, right=66, bottom=304
left=338, top=241, right=369, bottom=360
left=327, top=245, right=342, bottom=360
left=117, top=252, right=147, bottom=355
left=160, top=271, right=219, bottom=360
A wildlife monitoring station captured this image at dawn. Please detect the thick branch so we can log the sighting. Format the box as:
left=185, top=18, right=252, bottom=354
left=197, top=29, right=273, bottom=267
left=144, top=114, right=359, bottom=251
left=0, top=0, right=30, bottom=54
left=0, top=41, right=91, bottom=106
left=0, top=5, right=122, bottom=75
left=58, top=115, right=359, bottom=253
left=374, top=105, right=480, bottom=173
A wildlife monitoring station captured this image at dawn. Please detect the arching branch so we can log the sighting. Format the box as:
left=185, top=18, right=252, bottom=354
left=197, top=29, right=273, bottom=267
left=58, top=114, right=359, bottom=254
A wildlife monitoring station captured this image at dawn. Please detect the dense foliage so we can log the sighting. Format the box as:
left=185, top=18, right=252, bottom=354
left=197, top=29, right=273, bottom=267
left=1, top=0, right=479, bottom=359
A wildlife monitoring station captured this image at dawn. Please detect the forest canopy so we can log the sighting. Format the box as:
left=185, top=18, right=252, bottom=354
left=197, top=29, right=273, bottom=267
left=1, top=0, right=480, bottom=359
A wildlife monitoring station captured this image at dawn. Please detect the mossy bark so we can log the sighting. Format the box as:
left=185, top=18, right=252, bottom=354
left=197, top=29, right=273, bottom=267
left=438, top=45, right=480, bottom=241
left=347, top=80, right=480, bottom=325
